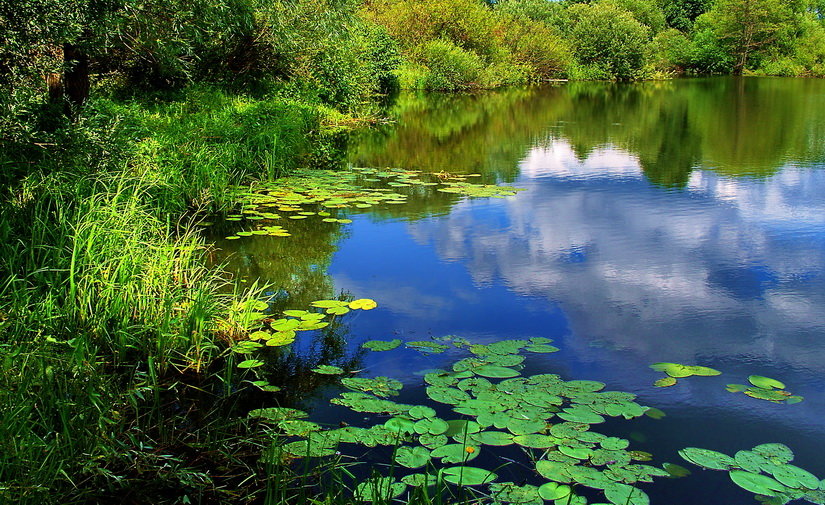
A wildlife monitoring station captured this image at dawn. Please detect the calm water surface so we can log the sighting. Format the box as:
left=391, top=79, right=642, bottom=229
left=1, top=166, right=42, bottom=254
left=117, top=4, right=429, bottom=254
left=219, top=77, right=825, bottom=504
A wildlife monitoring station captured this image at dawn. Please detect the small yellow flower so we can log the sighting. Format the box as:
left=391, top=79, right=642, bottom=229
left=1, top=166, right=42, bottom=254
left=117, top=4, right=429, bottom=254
left=465, top=446, right=476, bottom=454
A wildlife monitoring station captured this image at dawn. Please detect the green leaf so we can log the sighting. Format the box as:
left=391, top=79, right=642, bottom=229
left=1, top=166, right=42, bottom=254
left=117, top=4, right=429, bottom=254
left=440, top=466, right=497, bottom=486
left=654, top=377, right=678, bottom=387
left=471, top=430, right=515, bottom=446
left=355, top=477, right=406, bottom=501
left=238, top=359, right=264, bottom=369
left=311, top=365, right=344, bottom=375
left=394, top=446, right=431, bottom=468
left=538, top=482, right=572, bottom=500
left=474, top=365, right=520, bottom=378
left=604, top=483, right=650, bottom=505
left=362, top=339, right=402, bottom=351
left=663, top=462, right=692, bottom=478
left=310, top=299, right=349, bottom=309
left=748, top=375, right=786, bottom=390
left=678, top=447, right=737, bottom=470
left=249, top=407, right=307, bottom=422
left=431, top=443, right=480, bottom=463
left=729, top=470, right=786, bottom=496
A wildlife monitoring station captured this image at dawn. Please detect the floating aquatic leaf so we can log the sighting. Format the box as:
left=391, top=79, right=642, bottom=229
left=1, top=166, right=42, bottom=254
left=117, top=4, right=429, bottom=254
left=604, top=483, right=650, bottom=505
left=663, top=462, right=692, bottom=478
left=752, top=443, right=794, bottom=464
left=413, top=418, right=449, bottom=435
left=394, top=445, right=431, bottom=468
left=444, top=419, right=482, bottom=436
left=473, top=365, right=520, bottom=378
left=355, top=477, right=406, bottom=501
left=726, top=384, right=749, bottom=392
left=238, top=359, right=264, bottom=369
left=744, top=388, right=790, bottom=402
left=440, top=466, right=497, bottom=486
left=489, top=482, right=541, bottom=504
left=650, top=362, right=721, bottom=378
left=678, top=447, right=737, bottom=470
left=644, top=407, right=666, bottom=419
left=277, top=420, right=321, bottom=436
left=362, top=339, right=402, bottom=351
left=406, top=341, right=449, bottom=354
left=771, top=464, right=820, bottom=489
left=384, top=417, right=416, bottom=435
left=427, top=386, right=471, bottom=405
left=249, top=407, right=307, bottom=422
left=350, top=298, right=378, bottom=310
left=310, top=299, right=348, bottom=309
left=525, top=344, right=560, bottom=353
left=431, top=443, right=480, bottom=464
left=729, top=470, right=786, bottom=496
left=538, top=482, right=572, bottom=500
left=653, top=377, right=677, bottom=387
left=513, top=434, right=558, bottom=449
left=311, top=365, right=344, bottom=375
left=749, top=375, right=786, bottom=390
left=472, top=430, right=515, bottom=446
left=408, top=405, right=437, bottom=420
left=325, top=305, right=350, bottom=315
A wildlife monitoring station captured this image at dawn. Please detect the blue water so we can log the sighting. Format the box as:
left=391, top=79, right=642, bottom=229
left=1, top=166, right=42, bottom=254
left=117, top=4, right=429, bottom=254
left=222, top=78, right=825, bottom=503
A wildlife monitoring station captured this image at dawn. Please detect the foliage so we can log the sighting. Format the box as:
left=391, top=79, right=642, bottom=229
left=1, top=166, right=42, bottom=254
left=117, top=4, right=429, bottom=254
left=566, top=2, right=652, bottom=80
left=261, top=337, right=672, bottom=504
left=679, top=444, right=824, bottom=504
left=699, top=0, right=796, bottom=74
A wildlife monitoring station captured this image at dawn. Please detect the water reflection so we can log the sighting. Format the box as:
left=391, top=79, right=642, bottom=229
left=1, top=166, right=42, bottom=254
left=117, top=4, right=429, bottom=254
left=351, top=77, right=825, bottom=187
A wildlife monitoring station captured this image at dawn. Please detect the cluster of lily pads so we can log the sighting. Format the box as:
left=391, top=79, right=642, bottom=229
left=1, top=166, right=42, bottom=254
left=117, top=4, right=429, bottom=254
left=252, top=337, right=689, bottom=505
left=726, top=376, right=803, bottom=405
left=679, top=444, right=824, bottom=504
left=649, top=363, right=802, bottom=404
left=222, top=168, right=524, bottom=240
left=230, top=297, right=377, bottom=370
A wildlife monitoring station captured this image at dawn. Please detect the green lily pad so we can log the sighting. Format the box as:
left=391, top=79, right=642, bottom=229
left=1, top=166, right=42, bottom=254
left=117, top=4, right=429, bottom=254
left=678, top=447, right=737, bottom=470
left=238, top=359, right=264, bottom=369
left=726, top=384, right=749, bottom=392
left=311, top=365, right=344, bottom=375
left=440, top=466, right=497, bottom=486
left=471, top=430, right=515, bottom=446
left=770, top=464, right=820, bottom=489
left=752, top=443, right=794, bottom=464
left=427, top=386, right=471, bottom=405
left=748, top=375, right=785, bottom=390
left=538, top=482, right=572, bottom=500
left=513, top=434, right=558, bottom=449
left=729, top=470, right=786, bottom=496
left=350, top=298, right=377, bottom=310
left=663, top=462, right=692, bottom=478
left=604, top=483, right=650, bottom=505
left=355, top=477, right=406, bottom=501
left=474, top=365, right=520, bottom=378
left=394, top=446, right=431, bottom=468
left=362, top=339, right=402, bottom=351
left=431, top=443, right=480, bottom=463
left=654, top=377, right=677, bottom=387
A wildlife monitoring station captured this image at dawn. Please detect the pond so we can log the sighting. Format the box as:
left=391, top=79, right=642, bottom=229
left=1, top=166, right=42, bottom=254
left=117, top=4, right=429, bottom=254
left=215, top=77, right=825, bottom=504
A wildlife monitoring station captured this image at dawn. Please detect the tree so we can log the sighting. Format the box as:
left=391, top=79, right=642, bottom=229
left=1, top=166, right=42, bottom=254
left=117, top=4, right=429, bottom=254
left=702, top=0, right=794, bottom=74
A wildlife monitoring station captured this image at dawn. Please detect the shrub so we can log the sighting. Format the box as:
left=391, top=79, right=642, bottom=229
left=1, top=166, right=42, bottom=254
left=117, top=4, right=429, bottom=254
left=567, top=2, right=652, bottom=80
left=648, top=28, right=692, bottom=73
left=498, top=16, right=573, bottom=79
left=419, top=39, right=484, bottom=90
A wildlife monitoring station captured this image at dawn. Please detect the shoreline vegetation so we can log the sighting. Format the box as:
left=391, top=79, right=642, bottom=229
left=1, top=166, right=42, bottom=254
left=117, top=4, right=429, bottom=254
left=1, top=0, right=824, bottom=502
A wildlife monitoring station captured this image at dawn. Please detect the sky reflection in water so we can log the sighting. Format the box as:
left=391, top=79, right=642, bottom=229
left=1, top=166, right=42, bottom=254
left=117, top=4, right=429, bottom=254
left=329, top=78, right=825, bottom=503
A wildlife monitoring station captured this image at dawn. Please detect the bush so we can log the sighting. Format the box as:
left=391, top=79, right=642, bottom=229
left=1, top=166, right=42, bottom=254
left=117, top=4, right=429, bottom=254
left=419, top=39, right=484, bottom=90
left=498, top=16, right=573, bottom=79
left=567, top=2, right=652, bottom=80
left=648, top=28, right=692, bottom=73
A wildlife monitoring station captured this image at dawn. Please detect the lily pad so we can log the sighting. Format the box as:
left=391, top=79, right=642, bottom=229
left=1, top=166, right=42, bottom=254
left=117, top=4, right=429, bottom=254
left=350, top=298, right=378, bottom=310
left=311, top=365, right=344, bottom=375
left=355, top=477, right=406, bottom=501
left=440, top=466, right=497, bottom=486
left=679, top=447, right=737, bottom=470
left=362, top=339, right=402, bottom=351
left=394, top=446, right=432, bottom=468
left=729, top=470, right=786, bottom=496
left=748, top=375, right=786, bottom=390
left=538, top=482, right=572, bottom=500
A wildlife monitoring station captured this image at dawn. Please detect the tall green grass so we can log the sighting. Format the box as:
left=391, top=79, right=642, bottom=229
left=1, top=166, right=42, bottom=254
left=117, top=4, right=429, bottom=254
left=0, top=85, right=342, bottom=503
